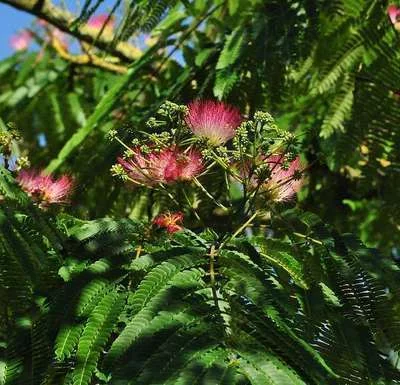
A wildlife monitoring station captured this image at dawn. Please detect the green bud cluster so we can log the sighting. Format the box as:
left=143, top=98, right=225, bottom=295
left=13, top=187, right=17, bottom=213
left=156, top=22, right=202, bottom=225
left=107, top=129, right=118, bottom=141
left=254, top=163, right=271, bottom=182
left=293, top=169, right=303, bottom=181
left=157, top=101, right=187, bottom=118
left=123, top=148, right=135, bottom=158
left=15, top=156, right=30, bottom=171
left=148, top=132, right=171, bottom=144
left=282, top=132, right=297, bottom=146
left=110, top=164, right=128, bottom=181
left=130, top=138, right=139, bottom=146
left=200, top=148, right=213, bottom=160
left=254, top=111, right=277, bottom=130
left=233, top=122, right=250, bottom=151
left=146, top=117, right=167, bottom=129
left=215, top=145, right=230, bottom=163
left=0, top=129, right=20, bottom=152
left=140, top=144, right=151, bottom=154
left=231, top=150, right=242, bottom=160
left=285, top=151, right=299, bottom=162
left=146, top=117, right=157, bottom=129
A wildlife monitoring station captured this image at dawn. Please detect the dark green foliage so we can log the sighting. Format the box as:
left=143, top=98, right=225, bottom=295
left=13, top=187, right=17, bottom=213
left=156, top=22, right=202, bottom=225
left=1, top=0, right=400, bottom=384
left=1, top=170, right=400, bottom=384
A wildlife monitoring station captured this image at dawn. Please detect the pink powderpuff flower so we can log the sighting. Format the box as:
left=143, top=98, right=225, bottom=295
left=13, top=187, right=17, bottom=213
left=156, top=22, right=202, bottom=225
left=240, top=154, right=303, bottom=202
left=388, top=5, right=400, bottom=24
left=87, top=14, right=115, bottom=34
left=186, top=100, right=242, bottom=145
left=262, top=155, right=303, bottom=201
left=118, top=146, right=203, bottom=187
left=153, top=211, right=184, bottom=233
left=10, top=30, right=33, bottom=51
left=16, top=169, right=73, bottom=206
left=388, top=5, right=400, bottom=30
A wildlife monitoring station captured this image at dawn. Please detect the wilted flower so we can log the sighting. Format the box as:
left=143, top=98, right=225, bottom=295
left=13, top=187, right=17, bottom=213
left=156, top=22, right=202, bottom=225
left=118, top=146, right=203, bottom=187
left=10, top=30, right=32, bottom=51
left=87, top=14, right=115, bottom=34
left=388, top=5, right=400, bottom=30
left=186, top=100, right=242, bottom=145
left=153, top=211, right=184, bottom=233
left=16, top=169, right=73, bottom=206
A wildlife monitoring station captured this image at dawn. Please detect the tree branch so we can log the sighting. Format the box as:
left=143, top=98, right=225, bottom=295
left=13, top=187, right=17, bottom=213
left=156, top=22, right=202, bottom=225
left=1, top=0, right=141, bottom=62
left=51, top=37, right=128, bottom=74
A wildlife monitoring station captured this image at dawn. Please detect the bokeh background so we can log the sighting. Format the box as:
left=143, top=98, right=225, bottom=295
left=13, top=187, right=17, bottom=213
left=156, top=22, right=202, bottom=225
left=1, top=5, right=33, bottom=58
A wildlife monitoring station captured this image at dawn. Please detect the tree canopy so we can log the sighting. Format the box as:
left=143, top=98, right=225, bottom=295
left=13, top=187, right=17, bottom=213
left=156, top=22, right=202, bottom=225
left=1, top=1, right=400, bottom=384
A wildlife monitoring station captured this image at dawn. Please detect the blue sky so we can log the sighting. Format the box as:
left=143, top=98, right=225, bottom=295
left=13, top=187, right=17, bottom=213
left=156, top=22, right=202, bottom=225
left=0, top=4, right=34, bottom=58
left=0, top=1, right=116, bottom=59
left=0, top=2, right=186, bottom=64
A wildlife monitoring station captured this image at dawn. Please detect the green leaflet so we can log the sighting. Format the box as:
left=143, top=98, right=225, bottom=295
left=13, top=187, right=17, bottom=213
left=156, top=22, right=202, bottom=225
left=45, top=45, right=158, bottom=173
left=67, top=93, right=87, bottom=127
left=69, top=218, right=137, bottom=241
left=0, top=361, right=4, bottom=385
left=216, top=26, right=246, bottom=70
left=237, top=350, right=308, bottom=385
left=213, top=70, right=239, bottom=99
left=170, top=348, right=228, bottom=385
left=55, top=324, right=84, bottom=361
left=0, top=359, right=22, bottom=385
left=0, top=166, right=29, bottom=205
left=72, top=289, right=125, bottom=385
left=75, top=279, right=110, bottom=317
left=320, top=75, right=355, bottom=138
left=104, top=254, right=206, bottom=367
left=252, top=238, right=308, bottom=289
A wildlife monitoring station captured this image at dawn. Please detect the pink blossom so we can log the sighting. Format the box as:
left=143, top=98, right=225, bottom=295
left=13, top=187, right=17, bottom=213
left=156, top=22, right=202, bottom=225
left=388, top=5, right=400, bottom=24
left=10, top=30, right=32, bottom=51
left=263, top=155, right=303, bottom=201
left=17, top=170, right=73, bottom=206
left=118, top=146, right=203, bottom=187
left=186, top=100, right=242, bottom=145
left=87, top=14, right=115, bottom=34
left=153, top=212, right=184, bottom=233
left=240, top=154, right=303, bottom=202
left=387, top=5, right=400, bottom=30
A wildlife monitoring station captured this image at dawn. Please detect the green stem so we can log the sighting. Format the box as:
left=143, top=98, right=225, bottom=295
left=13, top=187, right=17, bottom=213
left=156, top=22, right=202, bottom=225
left=218, top=211, right=259, bottom=251
left=181, top=187, right=202, bottom=223
left=193, top=177, right=228, bottom=210
left=209, top=245, right=220, bottom=311
left=293, top=232, right=323, bottom=245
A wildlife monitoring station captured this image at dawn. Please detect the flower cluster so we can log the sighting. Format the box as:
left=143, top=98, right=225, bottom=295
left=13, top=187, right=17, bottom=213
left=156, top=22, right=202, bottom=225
left=388, top=5, right=400, bottom=30
left=117, top=146, right=203, bottom=186
left=186, top=100, right=242, bottom=145
left=112, top=99, right=305, bottom=233
left=153, top=212, right=184, bottom=233
left=10, top=30, right=32, bottom=51
left=16, top=169, right=73, bottom=207
left=260, top=155, right=303, bottom=202
left=87, top=14, right=115, bottom=35
left=238, top=154, right=303, bottom=202
left=114, top=99, right=303, bottom=198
